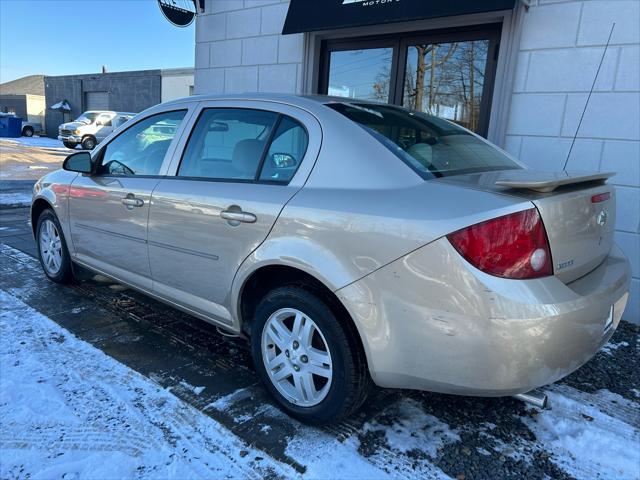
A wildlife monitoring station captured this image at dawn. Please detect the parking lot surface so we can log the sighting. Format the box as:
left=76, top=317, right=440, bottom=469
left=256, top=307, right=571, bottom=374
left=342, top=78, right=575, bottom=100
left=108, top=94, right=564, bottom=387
left=0, top=140, right=638, bottom=479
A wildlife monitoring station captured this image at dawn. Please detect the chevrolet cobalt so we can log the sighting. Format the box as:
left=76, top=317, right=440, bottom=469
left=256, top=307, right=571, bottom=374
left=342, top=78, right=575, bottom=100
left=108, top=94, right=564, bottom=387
left=31, top=94, right=630, bottom=423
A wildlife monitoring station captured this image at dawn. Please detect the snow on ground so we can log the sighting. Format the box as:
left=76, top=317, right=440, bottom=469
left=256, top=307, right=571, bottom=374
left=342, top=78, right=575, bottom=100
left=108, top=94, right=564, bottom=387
left=0, top=136, right=70, bottom=150
left=0, top=192, right=31, bottom=207
left=208, top=388, right=399, bottom=479
left=600, top=340, right=630, bottom=355
left=525, top=385, right=640, bottom=479
left=363, top=399, right=460, bottom=457
left=0, top=289, right=296, bottom=479
left=0, top=243, right=638, bottom=479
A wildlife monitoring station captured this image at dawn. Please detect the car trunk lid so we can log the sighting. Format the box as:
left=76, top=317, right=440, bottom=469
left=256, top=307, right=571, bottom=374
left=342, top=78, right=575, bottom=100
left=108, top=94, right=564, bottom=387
left=437, top=170, right=616, bottom=283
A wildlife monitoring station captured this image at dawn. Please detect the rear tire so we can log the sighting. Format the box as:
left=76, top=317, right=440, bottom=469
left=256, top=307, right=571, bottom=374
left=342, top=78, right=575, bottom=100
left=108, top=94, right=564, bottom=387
left=251, top=286, right=370, bottom=424
left=81, top=136, right=96, bottom=150
left=63, top=141, right=77, bottom=149
left=22, top=126, right=34, bottom=137
left=36, top=209, right=74, bottom=284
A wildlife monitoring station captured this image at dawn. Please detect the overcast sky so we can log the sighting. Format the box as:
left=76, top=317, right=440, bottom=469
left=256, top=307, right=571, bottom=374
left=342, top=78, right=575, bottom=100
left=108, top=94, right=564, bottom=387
left=0, top=0, right=195, bottom=83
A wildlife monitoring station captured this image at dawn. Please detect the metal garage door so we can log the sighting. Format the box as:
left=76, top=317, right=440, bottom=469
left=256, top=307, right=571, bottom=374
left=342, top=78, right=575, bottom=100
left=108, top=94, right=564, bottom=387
left=85, top=91, right=109, bottom=111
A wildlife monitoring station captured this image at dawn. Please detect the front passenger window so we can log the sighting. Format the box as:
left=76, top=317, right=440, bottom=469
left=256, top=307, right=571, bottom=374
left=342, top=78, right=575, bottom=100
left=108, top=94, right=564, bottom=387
left=99, top=110, right=186, bottom=176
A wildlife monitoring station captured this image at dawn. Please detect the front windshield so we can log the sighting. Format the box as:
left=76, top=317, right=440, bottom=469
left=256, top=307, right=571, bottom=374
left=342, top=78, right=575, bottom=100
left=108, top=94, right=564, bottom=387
left=75, top=112, right=100, bottom=124
left=329, top=103, right=521, bottom=178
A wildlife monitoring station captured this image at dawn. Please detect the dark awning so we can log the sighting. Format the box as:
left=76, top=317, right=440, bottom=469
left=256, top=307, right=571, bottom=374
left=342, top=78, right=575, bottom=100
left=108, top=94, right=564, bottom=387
left=282, top=0, right=517, bottom=35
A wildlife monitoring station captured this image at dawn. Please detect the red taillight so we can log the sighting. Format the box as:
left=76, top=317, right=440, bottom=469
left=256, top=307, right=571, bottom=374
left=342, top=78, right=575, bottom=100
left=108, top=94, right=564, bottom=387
left=591, top=192, right=611, bottom=203
left=447, top=208, right=553, bottom=279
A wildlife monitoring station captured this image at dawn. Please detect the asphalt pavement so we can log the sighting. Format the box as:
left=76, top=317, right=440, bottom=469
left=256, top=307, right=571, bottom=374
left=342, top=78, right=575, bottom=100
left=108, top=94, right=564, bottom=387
left=1, top=199, right=638, bottom=479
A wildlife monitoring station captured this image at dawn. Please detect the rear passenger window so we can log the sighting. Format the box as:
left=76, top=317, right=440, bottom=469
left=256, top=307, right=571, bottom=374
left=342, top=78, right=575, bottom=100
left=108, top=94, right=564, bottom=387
left=178, top=109, right=278, bottom=180
left=259, top=117, right=308, bottom=183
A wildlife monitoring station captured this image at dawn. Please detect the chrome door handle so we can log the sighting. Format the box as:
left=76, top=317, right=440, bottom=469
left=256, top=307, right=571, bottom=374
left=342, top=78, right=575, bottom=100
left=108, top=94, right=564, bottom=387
left=122, top=197, right=144, bottom=208
left=220, top=210, right=257, bottom=224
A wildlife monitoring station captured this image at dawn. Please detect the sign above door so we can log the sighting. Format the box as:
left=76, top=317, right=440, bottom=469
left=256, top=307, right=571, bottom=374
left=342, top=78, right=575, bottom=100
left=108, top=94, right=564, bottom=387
left=283, top=0, right=517, bottom=35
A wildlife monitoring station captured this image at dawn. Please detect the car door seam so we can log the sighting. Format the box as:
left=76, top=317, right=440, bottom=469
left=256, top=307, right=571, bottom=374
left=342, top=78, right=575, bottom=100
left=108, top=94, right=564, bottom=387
left=146, top=177, right=165, bottom=282
left=229, top=119, right=325, bottom=302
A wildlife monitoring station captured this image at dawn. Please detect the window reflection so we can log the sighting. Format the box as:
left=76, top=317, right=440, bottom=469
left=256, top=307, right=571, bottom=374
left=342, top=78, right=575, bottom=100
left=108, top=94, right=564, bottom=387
left=403, top=41, right=490, bottom=133
left=328, top=48, right=393, bottom=101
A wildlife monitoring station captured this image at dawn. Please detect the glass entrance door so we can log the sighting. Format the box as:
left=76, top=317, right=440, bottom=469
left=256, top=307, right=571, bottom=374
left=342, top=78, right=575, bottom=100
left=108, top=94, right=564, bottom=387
left=327, top=47, right=394, bottom=101
left=403, top=40, right=491, bottom=133
left=320, top=25, right=500, bottom=137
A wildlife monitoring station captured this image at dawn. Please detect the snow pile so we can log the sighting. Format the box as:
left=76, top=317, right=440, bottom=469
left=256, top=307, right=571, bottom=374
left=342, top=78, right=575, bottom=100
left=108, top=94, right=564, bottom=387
left=0, top=289, right=296, bottom=479
left=524, top=386, right=640, bottom=479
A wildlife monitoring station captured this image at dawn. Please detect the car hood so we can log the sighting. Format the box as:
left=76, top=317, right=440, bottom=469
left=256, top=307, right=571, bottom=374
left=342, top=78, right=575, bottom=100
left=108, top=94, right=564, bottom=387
left=59, top=121, right=86, bottom=131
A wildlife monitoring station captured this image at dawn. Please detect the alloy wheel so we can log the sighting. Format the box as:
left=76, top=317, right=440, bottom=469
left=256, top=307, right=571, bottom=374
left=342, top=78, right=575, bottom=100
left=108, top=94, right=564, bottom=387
left=261, top=308, right=333, bottom=407
left=39, top=219, right=63, bottom=275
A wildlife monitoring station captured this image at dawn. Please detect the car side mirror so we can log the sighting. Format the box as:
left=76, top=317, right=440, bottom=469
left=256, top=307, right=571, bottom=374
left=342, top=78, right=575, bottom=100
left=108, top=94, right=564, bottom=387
left=96, top=120, right=104, bottom=126
left=63, top=151, right=93, bottom=174
left=271, top=153, right=296, bottom=168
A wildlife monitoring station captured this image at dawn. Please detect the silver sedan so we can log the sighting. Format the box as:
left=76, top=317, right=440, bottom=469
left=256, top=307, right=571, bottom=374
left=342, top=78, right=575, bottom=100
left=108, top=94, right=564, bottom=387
left=31, top=94, right=630, bottom=424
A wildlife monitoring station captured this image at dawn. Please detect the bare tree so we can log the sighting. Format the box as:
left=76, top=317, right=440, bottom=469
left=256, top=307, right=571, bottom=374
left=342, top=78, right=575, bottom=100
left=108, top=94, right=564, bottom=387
left=451, top=41, right=487, bottom=131
left=405, top=44, right=457, bottom=111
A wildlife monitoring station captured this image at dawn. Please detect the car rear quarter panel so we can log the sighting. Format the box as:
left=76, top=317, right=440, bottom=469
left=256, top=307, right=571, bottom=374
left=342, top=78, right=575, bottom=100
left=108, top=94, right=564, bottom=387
left=336, top=238, right=630, bottom=395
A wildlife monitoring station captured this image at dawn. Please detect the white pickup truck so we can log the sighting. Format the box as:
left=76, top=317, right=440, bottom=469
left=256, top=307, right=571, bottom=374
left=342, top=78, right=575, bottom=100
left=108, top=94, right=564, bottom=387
left=58, top=110, right=134, bottom=150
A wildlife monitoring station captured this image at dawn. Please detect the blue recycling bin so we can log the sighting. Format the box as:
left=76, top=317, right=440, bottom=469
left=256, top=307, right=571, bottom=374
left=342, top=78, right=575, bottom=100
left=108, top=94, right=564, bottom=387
left=0, top=116, right=22, bottom=137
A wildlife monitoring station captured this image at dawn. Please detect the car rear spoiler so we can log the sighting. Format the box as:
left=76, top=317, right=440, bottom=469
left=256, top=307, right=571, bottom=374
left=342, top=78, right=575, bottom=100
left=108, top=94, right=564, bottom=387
left=495, top=171, right=614, bottom=193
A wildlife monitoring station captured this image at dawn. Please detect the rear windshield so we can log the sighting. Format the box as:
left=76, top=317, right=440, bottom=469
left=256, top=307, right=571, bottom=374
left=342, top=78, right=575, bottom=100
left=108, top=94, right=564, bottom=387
left=328, top=103, right=521, bottom=179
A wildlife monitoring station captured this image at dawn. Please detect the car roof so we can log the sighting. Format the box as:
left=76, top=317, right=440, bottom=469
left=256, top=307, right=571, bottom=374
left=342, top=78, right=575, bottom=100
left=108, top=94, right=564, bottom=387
left=83, top=110, right=135, bottom=115
left=159, top=92, right=389, bottom=109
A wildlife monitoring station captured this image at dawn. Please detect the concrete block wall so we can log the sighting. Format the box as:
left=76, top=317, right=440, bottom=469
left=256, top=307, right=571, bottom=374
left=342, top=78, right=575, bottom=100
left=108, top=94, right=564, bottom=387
left=44, top=71, right=162, bottom=137
left=194, top=0, right=303, bottom=95
left=504, top=0, right=640, bottom=323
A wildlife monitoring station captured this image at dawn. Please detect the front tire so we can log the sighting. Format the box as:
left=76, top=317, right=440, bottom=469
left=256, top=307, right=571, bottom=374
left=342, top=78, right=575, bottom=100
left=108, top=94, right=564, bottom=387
left=36, top=209, right=74, bottom=284
left=81, top=136, right=96, bottom=150
left=63, top=141, right=77, bottom=149
left=251, top=286, right=370, bottom=424
left=22, top=126, right=34, bottom=137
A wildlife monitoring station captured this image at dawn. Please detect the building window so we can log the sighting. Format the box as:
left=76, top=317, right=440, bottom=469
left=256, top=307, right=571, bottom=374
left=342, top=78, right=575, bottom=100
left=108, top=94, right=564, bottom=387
left=319, top=25, right=501, bottom=137
left=327, top=47, right=394, bottom=101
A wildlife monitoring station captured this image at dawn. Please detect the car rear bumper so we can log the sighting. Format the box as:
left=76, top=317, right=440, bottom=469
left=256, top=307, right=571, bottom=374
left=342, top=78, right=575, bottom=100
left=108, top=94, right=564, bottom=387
left=337, top=239, right=630, bottom=396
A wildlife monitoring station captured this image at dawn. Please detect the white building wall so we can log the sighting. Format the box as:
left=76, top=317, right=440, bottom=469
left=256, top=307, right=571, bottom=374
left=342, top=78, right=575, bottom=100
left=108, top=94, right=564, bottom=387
left=25, top=94, right=45, bottom=128
left=195, top=0, right=302, bottom=95
left=504, top=0, right=640, bottom=322
left=161, top=69, right=195, bottom=103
